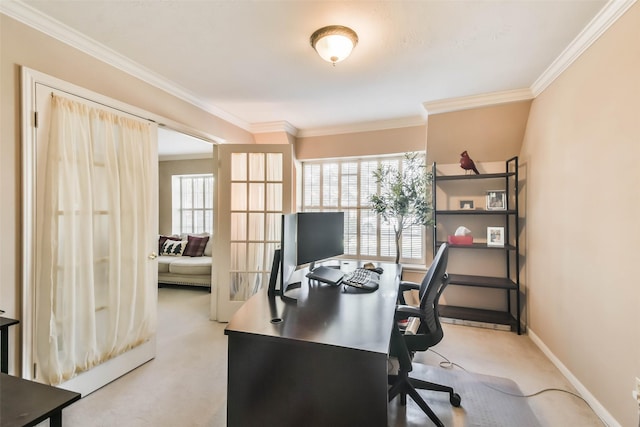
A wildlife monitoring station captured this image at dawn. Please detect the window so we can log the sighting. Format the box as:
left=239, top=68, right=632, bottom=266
left=302, top=155, right=426, bottom=264
left=172, top=174, right=214, bottom=234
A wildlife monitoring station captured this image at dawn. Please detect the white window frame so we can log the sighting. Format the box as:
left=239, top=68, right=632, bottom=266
left=172, top=174, right=214, bottom=235
left=301, top=154, right=427, bottom=264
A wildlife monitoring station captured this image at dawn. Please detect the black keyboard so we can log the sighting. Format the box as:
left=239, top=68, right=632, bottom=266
left=342, top=268, right=380, bottom=291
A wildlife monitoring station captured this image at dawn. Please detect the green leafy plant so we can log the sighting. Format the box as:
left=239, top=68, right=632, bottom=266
left=369, top=152, right=433, bottom=263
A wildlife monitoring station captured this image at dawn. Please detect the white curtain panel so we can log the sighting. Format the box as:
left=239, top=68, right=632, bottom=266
left=35, top=95, right=155, bottom=385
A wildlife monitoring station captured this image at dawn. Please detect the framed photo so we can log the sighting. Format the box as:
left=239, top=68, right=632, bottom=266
left=459, top=200, right=474, bottom=210
left=487, top=226, right=505, bottom=247
left=486, top=190, right=506, bottom=210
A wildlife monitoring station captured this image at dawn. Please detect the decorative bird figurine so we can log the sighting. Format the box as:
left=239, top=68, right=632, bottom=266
left=459, top=151, right=479, bottom=175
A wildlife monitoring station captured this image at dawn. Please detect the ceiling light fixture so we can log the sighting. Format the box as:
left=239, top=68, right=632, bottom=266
left=310, top=25, right=358, bottom=66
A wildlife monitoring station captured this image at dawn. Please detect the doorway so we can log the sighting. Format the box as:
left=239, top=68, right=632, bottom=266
left=21, top=68, right=158, bottom=395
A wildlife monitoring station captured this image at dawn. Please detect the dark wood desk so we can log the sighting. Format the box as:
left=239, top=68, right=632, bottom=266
left=0, top=373, right=80, bottom=427
left=0, top=317, right=19, bottom=374
left=225, top=261, right=401, bottom=427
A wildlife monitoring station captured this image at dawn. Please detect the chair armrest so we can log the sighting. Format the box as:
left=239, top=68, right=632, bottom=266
left=398, top=281, right=420, bottom=305
left=399, top=281, right=420, bottom=291
left=395, top=304, right=424, bottom=321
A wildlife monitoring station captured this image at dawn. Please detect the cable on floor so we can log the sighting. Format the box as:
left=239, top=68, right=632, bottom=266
left=428, top=348, right=609, bottom=427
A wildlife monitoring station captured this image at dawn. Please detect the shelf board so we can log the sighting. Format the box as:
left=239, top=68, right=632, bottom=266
left=437, top=241, right=517, bottom=251
left=436, top=209, right=517, bottom=215
left=438, top=305, right=517, bottom=330
left=447, top=274, right=517, bottom=290
left=435, top=172, right=516, bottom=181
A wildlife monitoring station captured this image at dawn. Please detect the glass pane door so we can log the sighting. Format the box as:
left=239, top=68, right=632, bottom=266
left=213, top=145, right=292, bottom=321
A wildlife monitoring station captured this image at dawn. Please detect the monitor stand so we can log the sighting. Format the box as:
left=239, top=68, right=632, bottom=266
left=281, top=281, right=301, bottom=303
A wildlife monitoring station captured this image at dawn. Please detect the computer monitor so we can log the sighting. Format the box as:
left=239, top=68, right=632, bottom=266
left=274, top=211, right=345, bottom=299
left=296, top=212, right=345, bottom=271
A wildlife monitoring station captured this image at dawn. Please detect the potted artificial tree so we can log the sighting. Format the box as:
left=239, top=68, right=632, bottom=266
left=369, top=152, right=433, bottom=264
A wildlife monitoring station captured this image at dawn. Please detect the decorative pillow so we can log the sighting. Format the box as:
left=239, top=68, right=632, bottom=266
left=183, top=234, right=210, bottom=257
left=161, top=239, right=187, bottom=256
left=159, top=235, right=180, bottom=253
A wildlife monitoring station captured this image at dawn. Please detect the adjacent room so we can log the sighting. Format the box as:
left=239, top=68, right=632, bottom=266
left=1, top=1, right=638, bottom=426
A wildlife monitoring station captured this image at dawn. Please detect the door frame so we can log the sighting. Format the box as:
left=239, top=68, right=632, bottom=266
left=20, top=67, right=219, bottom=386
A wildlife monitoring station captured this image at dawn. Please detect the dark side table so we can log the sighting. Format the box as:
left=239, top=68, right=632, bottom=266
left=1, top=373, right=81, bottom=427
left=0, top=317, right=19, bottom=374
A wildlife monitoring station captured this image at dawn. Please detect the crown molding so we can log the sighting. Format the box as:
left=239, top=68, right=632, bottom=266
left=251, top=121, right=299, bottom=136
left=423, top=89, right=534, bottom=116
left=3, top=0, right=634, bottom=135
left=531, top=0, right=637, bottom=96
left=298, top=115, right=426, bottom=138
left=0, top=0, right=251, bottom=132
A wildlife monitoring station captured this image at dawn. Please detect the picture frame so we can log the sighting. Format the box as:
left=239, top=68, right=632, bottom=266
left=487, top=226, right=505, bottom=247
left=486, top=190, right=507, bottom=210
left=459, top=200, right=474, bottom=210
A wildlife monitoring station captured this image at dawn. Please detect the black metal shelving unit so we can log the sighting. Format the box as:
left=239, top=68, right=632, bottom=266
left=432, top=156, right=521, bottom=334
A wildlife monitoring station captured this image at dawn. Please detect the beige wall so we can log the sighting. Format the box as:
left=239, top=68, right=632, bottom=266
left=520, top=3, right=640, bottom=426
left=0, top=15, right=253, bottom=374
left=295, top=125, right=427, bottom=160
left=158, top=159, right=215, bottom=235
left=427, top=101, right=531, bottom=165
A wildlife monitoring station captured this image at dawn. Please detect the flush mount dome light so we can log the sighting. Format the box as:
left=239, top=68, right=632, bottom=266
left=310, top=25, right=358, bottom=65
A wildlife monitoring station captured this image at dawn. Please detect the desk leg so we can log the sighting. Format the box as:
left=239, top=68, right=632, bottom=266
left=1, top=328, right=8, bottom=374
left=50, top=411, right=62, bottom=427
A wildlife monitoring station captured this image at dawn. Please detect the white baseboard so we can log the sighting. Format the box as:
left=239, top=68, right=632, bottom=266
left=58, top=338, right=156, bottom=397
left=528, top=328, right=620, bottom=427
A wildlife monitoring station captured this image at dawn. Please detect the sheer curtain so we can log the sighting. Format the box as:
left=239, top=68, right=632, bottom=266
left=35, top=95, right=155, bottom=385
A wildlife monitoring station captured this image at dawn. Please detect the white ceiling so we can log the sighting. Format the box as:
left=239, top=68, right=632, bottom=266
left=6, top=0, right=619, bottom=138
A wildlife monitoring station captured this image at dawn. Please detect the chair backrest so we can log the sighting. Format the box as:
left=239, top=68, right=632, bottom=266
left=418, top=243, right=449, bottom=307
left=411, top=243, right=450, bottom=347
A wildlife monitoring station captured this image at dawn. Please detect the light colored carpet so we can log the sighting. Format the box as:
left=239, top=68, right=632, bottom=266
left=63, top=287, right=228, bottom=427
left=388, top=362, right=541, bottom=427
left=61, top=288, right=540, bottom=426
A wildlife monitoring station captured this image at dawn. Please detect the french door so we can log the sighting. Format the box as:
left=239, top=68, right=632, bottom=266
left=212, top=144, right=293, bottom=321
left=22, top=68, right=158, bottom=395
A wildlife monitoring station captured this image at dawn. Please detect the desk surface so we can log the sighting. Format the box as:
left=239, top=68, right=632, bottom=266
left=225, top=261, right=401, bottom=355
left=1, top=373, right=80, bottom=427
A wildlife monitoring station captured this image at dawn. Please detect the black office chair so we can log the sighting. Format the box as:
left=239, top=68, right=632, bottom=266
left=388, top=243, right=461, bottom=427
